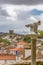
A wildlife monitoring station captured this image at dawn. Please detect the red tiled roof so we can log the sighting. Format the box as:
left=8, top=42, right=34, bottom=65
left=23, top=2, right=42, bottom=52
left=18, top=41, right=25, bottom=45
left=10, top=48, right=24, bottom=51
left=0, top=54, right=16, bottom=60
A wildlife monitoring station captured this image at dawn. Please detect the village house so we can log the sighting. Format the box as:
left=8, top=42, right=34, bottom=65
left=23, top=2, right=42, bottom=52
left=7, top=47, right=25, bottom=62
left=23, top=47, right=43, bottom=62
left=0, top=54, right=16, bottom=60
left=17, top=41, right=25, bottom=48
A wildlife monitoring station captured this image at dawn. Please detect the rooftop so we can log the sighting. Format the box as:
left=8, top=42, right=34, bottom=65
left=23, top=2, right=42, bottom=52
left=10, top=48, right=24, bottom=51
left=0, top=54, right=16, bottom=60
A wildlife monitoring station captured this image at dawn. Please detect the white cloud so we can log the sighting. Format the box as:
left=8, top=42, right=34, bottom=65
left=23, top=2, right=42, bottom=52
left=4, top=4, right=43, bottom=10
left=30, top=16, right=37, bottom=21
left=1, top=4, right=43, bottom=22
left=0, top=4, right=43, bottom=33
left=1, top=4, right=43, bottom=18
left=4, top=4, right=34, bottom=11
left=1, top=4, right=35, bottom=21
left=34, top=5, right=43, bottom=10
left=2, top=4, right=43, bottom=13
left=5, top=6, right=17, bottom=17
left=6, top=17, right=16, bottom=21
left=1, top=4, right=43, bottom=21
left=39, top=14, right=43, bottom=21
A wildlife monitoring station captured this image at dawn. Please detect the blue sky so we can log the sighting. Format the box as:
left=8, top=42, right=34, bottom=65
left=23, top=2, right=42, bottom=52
left=0, top=3, right=43, bottom=34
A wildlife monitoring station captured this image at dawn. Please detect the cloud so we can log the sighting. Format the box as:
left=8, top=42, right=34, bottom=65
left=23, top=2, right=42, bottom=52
left=0, top=6, right=9, bottom=17
left=1, top=4, right=43, bottom=21
left=0, top=0, right=43, bottom=5
left=0, top=4, right=43, bottom=34
left=0, top=4, right=43, bottom=22
left=30, top=16, right=37, bottom=21
left=1, top=5, right=30, bottom=21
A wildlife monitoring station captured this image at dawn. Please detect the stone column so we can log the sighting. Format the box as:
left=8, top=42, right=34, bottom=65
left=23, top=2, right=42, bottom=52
left=31, top=39, right=36, bottom=65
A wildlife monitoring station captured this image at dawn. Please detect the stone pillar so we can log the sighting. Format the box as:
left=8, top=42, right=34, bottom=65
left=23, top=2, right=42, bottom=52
left=31, top=39, right=36, bottom=65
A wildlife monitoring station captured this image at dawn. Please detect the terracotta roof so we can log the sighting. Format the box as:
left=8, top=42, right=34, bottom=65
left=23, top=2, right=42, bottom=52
left=10, top=48, right=24, bottom=51
left=0, top=54, right=16, bottom=60
left=18, top=41, right=25, bottom=45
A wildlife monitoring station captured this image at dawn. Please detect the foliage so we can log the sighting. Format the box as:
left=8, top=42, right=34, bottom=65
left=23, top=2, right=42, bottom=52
left=41, top=42, right=43, bottom=45
left=0, top=38, right=11, bottom=45
left=23, top=35, right=31, bottom=43
left=0, top=38, right=2, bottom=42
left=38, top=30, right=43, bottom=37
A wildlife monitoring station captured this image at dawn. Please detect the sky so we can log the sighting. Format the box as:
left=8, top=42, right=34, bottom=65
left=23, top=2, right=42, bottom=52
left=0, top=0, right=43, bottom=35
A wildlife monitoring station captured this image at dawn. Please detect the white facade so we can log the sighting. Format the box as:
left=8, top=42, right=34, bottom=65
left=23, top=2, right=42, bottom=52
left=17, top=44, right=24, bottom=48
left=25, top=49, right=31, bottom=58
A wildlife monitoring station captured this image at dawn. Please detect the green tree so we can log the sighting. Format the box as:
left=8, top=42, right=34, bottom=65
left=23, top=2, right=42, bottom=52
left=0, top=38, right=2, bottom=43
left=38, top=30, right=43, bottom=37
left=0, top=38, right=11, bottom=45
left=23, top=35, right=31, bottom=43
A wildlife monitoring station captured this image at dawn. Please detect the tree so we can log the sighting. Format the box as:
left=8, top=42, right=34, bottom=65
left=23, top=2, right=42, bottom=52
left=38, top=30, right=43, bottom=37
left=23, top=35, right=31, bottom=43
left=0, top=38, right=11, bottom=46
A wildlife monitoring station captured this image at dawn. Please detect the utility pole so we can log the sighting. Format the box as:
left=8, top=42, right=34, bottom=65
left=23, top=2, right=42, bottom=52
left=25, top=21, right=41, bottom=65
